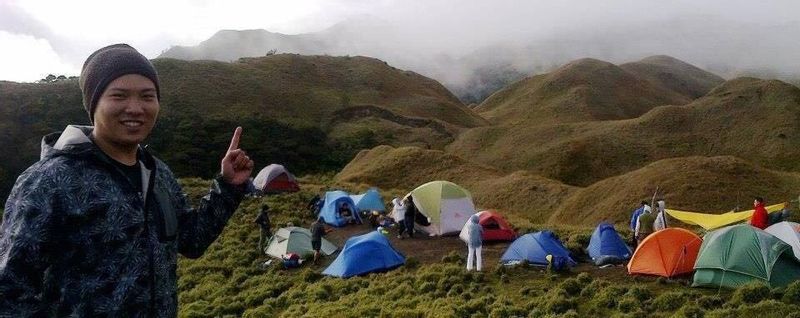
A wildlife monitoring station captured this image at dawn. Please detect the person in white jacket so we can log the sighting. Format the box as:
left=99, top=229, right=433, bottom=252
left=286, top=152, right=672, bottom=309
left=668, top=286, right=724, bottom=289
left=463, top=215, right=484, bottom=271
left=653, top=199, right=669, bottom=231
left=391, top=198, right=407, bottom=239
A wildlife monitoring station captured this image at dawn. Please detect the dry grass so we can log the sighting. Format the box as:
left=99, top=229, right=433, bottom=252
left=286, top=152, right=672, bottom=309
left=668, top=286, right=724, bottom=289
left=620, top=55, right=725, bottom=99
left=476, top=57, right=691, bottom=125
left=335, top=145, right=578, bottom=223
left=552, top=155, right=800, bottom=226
left=335, top=145, right=800, bottom=228
left=449, top=76, right=800, bottom=186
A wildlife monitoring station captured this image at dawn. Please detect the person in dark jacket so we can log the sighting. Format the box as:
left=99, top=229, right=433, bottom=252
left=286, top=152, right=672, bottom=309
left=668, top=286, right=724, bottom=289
left=254, top=204, right=272, bottom=254
left=403, top=197, right=417, bottom=238
left=0, top=44, right=254, bottom=317
left=311, top=217, right=329, bottom=264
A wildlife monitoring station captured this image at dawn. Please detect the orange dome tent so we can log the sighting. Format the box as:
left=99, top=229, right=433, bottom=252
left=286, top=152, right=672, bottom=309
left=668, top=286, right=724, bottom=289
left=627, top=228, right=702, bottom=277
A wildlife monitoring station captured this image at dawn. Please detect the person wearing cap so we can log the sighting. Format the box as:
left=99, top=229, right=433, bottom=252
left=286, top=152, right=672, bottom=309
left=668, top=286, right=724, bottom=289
left=0, top=44, right=254, bottom=317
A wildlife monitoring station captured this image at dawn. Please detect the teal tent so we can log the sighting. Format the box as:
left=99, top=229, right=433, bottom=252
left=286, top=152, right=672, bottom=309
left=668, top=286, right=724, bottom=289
left=693, top=224, right=800, bottom=288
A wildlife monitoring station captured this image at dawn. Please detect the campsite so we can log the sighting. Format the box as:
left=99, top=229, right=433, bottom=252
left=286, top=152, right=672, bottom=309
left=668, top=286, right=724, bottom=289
left=169, top=177, right=800, bottom=317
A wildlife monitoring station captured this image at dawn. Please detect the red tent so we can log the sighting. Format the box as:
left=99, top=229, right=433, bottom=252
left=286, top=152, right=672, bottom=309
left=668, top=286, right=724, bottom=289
left=253, top=164, right=300, bottom=194
left=478, top=210, right=516, bottom=241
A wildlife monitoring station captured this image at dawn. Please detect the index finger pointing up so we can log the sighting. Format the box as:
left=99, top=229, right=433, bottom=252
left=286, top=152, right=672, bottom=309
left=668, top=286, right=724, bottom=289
left=228, top=126, right=242, bottom=151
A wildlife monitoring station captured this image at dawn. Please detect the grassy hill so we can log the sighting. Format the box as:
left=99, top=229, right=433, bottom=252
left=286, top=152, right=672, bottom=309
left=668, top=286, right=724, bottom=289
left=620, top=55, right=725, bottom=99
left=449, top=77, right=800, bottom=186
left=0, top=54, right=483, bottom=199
left=475, top=58, right=691, bottom=125
left=551, top=156, right=800, bottom=226
left=335, top=146, right=800, bottom=228
left=336, top=145, right=578, bottom=224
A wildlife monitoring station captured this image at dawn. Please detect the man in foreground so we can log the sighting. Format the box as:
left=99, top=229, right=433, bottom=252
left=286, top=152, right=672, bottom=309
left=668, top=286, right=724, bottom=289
left=0, top=44, right=254, bottom=317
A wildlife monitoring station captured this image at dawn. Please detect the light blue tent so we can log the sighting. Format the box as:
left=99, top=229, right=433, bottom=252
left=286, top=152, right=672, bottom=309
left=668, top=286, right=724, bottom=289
left=349, top=188, right=386, bottom=212
left=319, top=191, right=361, bottom=227
left=587, top=222, right=631, bottom=266
left=323, top=231, right=405, bottom=278
left=500, top=231, right=576, bottom=266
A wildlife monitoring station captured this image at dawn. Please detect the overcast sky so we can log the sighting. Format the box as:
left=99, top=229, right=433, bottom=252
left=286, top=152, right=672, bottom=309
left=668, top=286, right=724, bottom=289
left=2, top=0, right=799, bottom=82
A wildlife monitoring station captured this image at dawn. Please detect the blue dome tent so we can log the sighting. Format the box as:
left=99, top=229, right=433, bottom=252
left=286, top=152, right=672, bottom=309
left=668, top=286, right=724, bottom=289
left=500, top=231, right=576, bottom=266
left=323, top=231, right=405, bottom=278
left=318, top=191, right=361, bottom=227
left=587, top=222, right=631, bottom=266
left=349, top=188, right=386, bottom=212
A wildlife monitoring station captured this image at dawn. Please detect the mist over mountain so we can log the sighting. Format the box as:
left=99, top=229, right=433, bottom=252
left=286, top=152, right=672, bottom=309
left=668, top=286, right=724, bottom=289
left=159, top=15, right=800, bottom=104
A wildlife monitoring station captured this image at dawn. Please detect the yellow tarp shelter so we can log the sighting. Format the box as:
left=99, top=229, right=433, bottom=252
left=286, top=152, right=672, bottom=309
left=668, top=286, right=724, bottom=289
left=666, top=203, right=786, bottom=230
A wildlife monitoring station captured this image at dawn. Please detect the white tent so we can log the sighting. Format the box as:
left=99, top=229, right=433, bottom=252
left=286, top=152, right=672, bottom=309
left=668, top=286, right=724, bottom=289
left=406, top=181, right=476, bottom=236
left=765, top=221, right=800, bottom=259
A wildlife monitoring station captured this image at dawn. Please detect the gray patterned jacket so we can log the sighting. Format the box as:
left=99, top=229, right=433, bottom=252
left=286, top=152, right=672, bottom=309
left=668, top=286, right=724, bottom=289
left=0, top=125, right=245, bottom=317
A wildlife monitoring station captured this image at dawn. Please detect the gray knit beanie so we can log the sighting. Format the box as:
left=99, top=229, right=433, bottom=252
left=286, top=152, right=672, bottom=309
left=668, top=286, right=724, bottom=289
left=79, top=44, right=160, bottom=123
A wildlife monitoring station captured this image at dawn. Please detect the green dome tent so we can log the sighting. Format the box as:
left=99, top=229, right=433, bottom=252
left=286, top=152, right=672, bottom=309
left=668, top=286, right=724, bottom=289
left=406, top=180, right=476, bottom=236
left=264, top=227, right=337, bottom=259
left=693, top=224, right=800, bottom=288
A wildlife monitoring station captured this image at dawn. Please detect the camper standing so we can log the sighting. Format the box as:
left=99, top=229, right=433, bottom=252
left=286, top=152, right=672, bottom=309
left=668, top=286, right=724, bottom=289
left=750, top=197, right=768, bottom=230
left=391, top=198, right=407, bottom=239
left=311, top=217, right=328, bottom=264
left=464, top=215, right=484, bottom=271
left=635, top=205, right=655, bottom=246
left=0, top=44, right=254, bottom=317
left=403, top=197, right=417, bottom=238
left=255, top=204, right=272, bottom=254
left=653, top=199, right=668, bottom=231
left=629, top=201, right=649, bottom=243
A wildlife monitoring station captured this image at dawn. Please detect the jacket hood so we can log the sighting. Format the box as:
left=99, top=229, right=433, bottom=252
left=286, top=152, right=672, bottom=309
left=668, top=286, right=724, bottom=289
left=40, top=125, right=95, bottom=159
left=40, top=124, right=157, bottom=170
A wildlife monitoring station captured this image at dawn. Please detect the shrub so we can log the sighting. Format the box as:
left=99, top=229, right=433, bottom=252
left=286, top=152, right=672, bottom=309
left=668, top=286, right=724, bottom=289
left=558, top=278, right=583, bottom=295
left=784, top=281, right=800, bottom=305
left=695, top=295, right=724, bottom=309
left=729, top=282, right=770, bottom=305
left=652, top=291, right=689, bottom=311
left=592, top=285, right=628, bottom=309
left=580, top=279, right=610, bottom=298
left=488, top=304, right=526, bottom=318
left=545, top=297, right=577, bottom=314
left=419, top=281, right=436, bottom=293
left=672, top=304, right=705, bottom=318
left=624, top=285, right=653, bottom=301
left=384, top=309, right=425, bottom=318
left=576, top=272, right=592, bottom=285
left=616, top=297, right=641, bottom=313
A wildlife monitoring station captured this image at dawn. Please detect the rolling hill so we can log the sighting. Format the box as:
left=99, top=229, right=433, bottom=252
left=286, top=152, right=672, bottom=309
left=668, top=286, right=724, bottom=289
left=336, top=146, right=800, bottom=228
left=475, top=58, right=693, bottom=125
left=551, top=156, right=800, bottom=226
left=620, top=55, right=725, bottom=99
left=335, top=145, right=578, bottom=223
left=449, top=76, right=800, bottom=186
